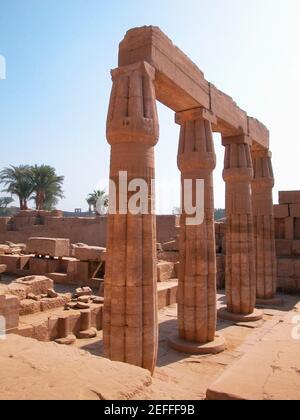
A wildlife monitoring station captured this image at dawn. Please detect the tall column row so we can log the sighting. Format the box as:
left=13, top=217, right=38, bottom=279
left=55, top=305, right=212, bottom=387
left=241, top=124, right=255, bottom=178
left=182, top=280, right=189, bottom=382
left=104, top=62, right=277, bottom=373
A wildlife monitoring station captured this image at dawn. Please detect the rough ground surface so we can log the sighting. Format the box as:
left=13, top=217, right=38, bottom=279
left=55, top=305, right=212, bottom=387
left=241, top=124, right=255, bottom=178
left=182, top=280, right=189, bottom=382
left=0, top=292, right=300, bottom=400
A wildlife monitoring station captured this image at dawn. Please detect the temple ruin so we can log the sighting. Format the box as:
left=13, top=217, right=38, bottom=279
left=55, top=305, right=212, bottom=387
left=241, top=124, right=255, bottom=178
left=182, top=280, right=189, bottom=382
left=1, top=26, right=300, bottom=401
left=103, top=26, right=276, bottom=371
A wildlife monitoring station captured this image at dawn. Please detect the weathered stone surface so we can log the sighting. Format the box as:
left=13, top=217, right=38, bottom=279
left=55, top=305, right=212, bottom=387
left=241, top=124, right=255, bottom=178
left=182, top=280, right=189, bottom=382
left=274, top=204, right=289, bottom=219
left=40, top=295, right=71, bottom=312
left=76, top=287, right=92, bottom=297
left=157, top=262, right=175, bottom=282
left=0, top=334, right=152, bottom=400
left=14, top=276, right=53, bottom=296
left=46, top=288, right=58, bottom=298
left=223, top=135, right=256, bottom=315
left=0, top=264, right=7, bottom=274
left=27, top=238, right=70, bottom=258
left=279, top=191, right=300, bottom=205
left=19, top=299, right=41, bottom=316
left=0, top=255, right=20, bottom=272
left=0, top=294, right=19, bottom=330
left=251, top=149, right=277, bottom=300
left=104, top=61, right=159, bottom=373
left=176, top=108, right=217, bottom=344
left=73, top=245, right=106, bottom=262
left=275, top=239, right=292, bottom=257
left=118, top=26, right=268, bottom=147
left=207, top=315, right=300, bottom=400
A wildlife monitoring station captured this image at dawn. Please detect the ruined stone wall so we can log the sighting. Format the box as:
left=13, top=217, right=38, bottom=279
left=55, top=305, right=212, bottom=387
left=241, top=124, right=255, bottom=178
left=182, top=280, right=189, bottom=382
left=0, top=212, right=177, bottom=247
left=274, top=191, right=300, bottom=293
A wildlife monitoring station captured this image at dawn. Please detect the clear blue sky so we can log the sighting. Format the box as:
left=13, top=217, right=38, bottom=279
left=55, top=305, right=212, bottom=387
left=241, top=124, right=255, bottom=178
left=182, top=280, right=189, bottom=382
left=0, top=0, right=299, bottom=212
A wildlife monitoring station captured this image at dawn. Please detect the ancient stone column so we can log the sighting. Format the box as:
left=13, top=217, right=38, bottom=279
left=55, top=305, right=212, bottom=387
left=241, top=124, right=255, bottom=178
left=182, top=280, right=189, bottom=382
left=220, top=134, right=262, bottom=322
left=251, top=148, right=280, bottom=305
left=104, top=61, right=159, bottom=374
left=168, top=108, right=225, bottom=354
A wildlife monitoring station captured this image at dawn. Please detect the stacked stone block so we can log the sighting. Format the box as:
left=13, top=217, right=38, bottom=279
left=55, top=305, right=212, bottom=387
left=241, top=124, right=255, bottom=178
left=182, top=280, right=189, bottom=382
left=275, top=191, right=300, bottom=292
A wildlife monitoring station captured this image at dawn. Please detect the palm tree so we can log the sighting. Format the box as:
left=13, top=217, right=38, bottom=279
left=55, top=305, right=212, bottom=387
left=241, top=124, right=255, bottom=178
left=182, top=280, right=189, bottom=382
left=29, top=165, right=64, bottom=210
left=0, top=165, right=33, bottom=210
left=0, top=196, right=13, bottom=208
left=86, top=190, right=108, bottom=215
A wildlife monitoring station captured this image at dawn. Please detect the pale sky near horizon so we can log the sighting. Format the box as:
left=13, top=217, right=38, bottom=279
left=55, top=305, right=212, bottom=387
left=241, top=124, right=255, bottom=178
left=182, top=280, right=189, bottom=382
left=0, top=0, right=299, bottom=212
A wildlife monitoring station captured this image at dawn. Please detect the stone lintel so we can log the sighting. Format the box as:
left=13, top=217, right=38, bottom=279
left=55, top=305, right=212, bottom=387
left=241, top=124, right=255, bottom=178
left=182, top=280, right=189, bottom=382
left=175, top=107, right=217, bottom=125
left=222, top=134, right=252, bottom=147
left=111, top=61, right=156, bottom=81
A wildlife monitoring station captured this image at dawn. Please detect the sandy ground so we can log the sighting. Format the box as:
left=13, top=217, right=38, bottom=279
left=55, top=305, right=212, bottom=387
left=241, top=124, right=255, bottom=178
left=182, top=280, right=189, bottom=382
left=1, top=273, right=300, bottom=400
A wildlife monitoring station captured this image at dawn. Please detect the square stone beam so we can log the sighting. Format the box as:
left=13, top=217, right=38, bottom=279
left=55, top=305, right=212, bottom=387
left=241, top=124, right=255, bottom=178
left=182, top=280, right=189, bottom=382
left=118, top=26, right=269, bottom=149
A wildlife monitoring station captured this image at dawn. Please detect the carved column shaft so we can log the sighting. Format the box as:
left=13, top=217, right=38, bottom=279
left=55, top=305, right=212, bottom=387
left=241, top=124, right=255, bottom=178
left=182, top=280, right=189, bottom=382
left=222, top=135, right=256, bottom=315
left=177, top=109, right=217, bottom=343
left=104, top=62, right=159, bottom=373
left=252, top=148, right=277, bottom=299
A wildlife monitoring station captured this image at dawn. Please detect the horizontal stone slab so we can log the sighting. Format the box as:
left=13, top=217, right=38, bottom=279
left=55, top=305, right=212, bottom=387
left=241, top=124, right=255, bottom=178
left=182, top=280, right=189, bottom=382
left=279, top=191, right=300, bottom=205
left=118, top=26, right=269, bottom=147
left=73, top=245, right=106, bottom=262
left=27, top=238, right=70, bottom=258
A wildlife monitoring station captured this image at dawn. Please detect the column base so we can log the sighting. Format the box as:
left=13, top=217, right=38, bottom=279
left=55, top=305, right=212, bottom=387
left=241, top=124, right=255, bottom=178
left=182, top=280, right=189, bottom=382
left=256, top=296, right=284, bottom=307
left=55, top=334, right=76, bottom=345
left=168, top=334, right=226, bottom=355
left=218, top=308, right=263, bottom=322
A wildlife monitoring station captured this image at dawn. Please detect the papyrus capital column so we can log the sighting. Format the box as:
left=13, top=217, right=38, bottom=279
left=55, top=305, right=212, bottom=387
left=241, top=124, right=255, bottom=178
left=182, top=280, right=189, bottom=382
left=104, top=61, right=159, bottom=373
left=221, top=134, right=262, bottom=320
left=169, top=108, right=225, bottom=354
left=251, top=147, right=278, bottom=302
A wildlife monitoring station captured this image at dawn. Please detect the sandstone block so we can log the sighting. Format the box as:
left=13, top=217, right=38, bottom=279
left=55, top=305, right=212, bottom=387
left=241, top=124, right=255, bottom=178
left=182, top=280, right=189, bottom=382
left=0, top=295, right=20, bottom=329
left=27, top=238, right=70, bottom=258
left=285, top=218, right=294, bottom=240
left=29, top=257, right=49, bottom=275
left=74, top=246, right=106, bottom=262
left=47, top=273, right=71, bottom=285
left=294, top=261, right=300, bottom=278
left=275, top=239, right=293, bottom=256
left=14, top=276, right=54, bottom=296
left=0, top=255, right=20, bottom=272
left=7, top=283, right=27, bottom=300
left=19, top=299, right=41, bottom=316
left=273, top=204, right=289, bottom=219
left=76, top=262, right=89, bottom=282
left=16, top=324, right=34, bottom=338
left=279, top=191, right=300, bottom=205
left=292, top=240, right=300, bottom=256
left=277, top=259, right=294, bottom=277
left=290, top=204, right=300, bottom=218
left=40, top=295, right=71, bottom=312
left=157, top=262, right=175, bottom=282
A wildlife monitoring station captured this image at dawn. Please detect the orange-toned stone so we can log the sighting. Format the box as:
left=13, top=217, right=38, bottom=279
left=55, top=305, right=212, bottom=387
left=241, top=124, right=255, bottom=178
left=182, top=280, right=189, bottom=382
left=104, top=61, right=159, bottom=374
left=251, top=148, right=277, bottom=300
left=222, top=134, right=256, bottom=316
left=175, top=108, right=219, bottom=346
